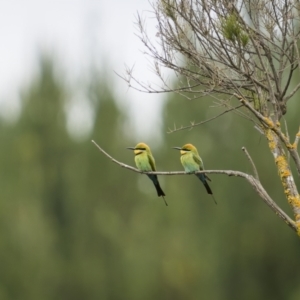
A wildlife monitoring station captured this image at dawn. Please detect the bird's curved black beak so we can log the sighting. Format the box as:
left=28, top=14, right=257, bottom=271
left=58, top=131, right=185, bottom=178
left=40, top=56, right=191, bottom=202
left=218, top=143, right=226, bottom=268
left=172, top=147, right=182, bottom=151
left=127, top=147, right=135, bottom=150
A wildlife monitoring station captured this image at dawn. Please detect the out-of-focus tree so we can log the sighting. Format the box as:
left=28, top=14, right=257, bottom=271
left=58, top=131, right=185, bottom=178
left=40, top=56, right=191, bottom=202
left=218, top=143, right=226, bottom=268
left=1, top=45, right=299, bottom=300
left=123, top=0, right=300, bottom=234
left=0, top=56, right=160, bottom=300
left=0, top=57, right=68, bottom=300
left=157, top=87, right=300, bottom=299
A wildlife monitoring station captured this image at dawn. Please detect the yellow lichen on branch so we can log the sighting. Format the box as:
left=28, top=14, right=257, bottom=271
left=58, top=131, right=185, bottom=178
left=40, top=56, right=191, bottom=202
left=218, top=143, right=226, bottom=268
left=287, top=195, right=300, bottom=209
left=265, top=128, right=276, bottom=151
left=263, top=117, right=275, bottom=128
left=290, top=195, right=300, bottom=234
left=265, top=128, right=300, bottom=235
left=265, top=130, right=289, bottom=180
left=275, top=156, right=291, bottom=178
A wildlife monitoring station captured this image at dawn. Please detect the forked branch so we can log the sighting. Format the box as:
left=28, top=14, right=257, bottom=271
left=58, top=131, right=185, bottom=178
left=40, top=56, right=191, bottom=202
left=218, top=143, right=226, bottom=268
left=92, top=140, right=296, bottom=232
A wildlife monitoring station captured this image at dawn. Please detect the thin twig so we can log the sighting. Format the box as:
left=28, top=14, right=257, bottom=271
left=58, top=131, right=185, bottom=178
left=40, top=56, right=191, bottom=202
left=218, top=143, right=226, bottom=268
left=92, top=140, right=296, bottom=232
left=294, top=126, right=300, bottom=149
left=167, top=105, right=244, bottom=133
left=242, top=147, right=260, bottom=180
left=284, top=118, right=290, bottom=162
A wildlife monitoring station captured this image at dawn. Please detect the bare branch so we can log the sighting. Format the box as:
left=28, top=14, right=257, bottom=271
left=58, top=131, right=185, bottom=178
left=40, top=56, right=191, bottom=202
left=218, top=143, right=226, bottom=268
left=242, top=146, right=260, bottom=180
left=283, top=81, right=300, bottom=102
left=294, top=127, right=300, bottom=149
left=126, top=0, right=300, bottom=122
left=92, top=140, right=297, bottom=232
left=264, top=128, right=300, bottom=231
left=118, top=0, right=300, bottom=234
left=92, top=140, right=138, bottom=172
left=167, top=104, right=244, bottom=133
left=235, top=93, right=300, bottom=175
left=284, top=118, right=291, bottom=162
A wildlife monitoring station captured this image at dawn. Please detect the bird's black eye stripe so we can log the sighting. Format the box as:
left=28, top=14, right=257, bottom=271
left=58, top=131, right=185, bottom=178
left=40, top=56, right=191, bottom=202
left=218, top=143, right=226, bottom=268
left=135, top=147, right=146, bottom=150
left=182, top=148, right=191, bottom=151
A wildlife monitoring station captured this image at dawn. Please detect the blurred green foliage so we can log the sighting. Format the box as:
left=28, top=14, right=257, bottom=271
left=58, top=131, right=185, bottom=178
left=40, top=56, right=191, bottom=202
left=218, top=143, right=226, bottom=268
left=221, top=14, right=249, bottom=46
left=0, top=56, right=300, bottom=300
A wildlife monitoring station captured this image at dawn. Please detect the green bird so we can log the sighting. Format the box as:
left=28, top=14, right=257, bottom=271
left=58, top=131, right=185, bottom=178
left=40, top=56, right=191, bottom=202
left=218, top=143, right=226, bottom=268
left=173, top=143, right=216, bottom=204
left=127, top=142, right=167, bottom=206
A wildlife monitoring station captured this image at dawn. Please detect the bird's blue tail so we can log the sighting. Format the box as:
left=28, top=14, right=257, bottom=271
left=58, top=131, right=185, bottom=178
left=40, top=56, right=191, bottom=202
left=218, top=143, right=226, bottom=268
left=196, top=174, right=213, bottom=195
left=148, top=174, right=165, bottom=196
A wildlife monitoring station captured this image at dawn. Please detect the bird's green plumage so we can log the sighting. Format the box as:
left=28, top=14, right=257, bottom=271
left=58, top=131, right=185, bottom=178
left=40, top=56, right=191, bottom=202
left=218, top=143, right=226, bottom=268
left=128, top=142, right=167, bottom=206
left=180, top=147, right=204, bottom=173
left=173, top=143, right=216, bottom=204
left=134, top=145, right=156, bottom=172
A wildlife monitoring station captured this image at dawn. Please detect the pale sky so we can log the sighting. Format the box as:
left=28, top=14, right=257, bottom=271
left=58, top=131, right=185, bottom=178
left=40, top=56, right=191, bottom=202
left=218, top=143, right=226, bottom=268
left=0, top=1, right=167, bottom=140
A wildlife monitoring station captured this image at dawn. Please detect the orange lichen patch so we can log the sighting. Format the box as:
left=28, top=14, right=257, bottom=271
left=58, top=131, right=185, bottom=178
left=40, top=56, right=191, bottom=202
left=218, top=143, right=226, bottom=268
left=276, top=121, right=281, bottom=127
left=288, top=195, right=300, bottom=208
left=288, top=196, right=300, bottom=235
left=284, top=189, right=290, bottom=196
left=281, top=170, right=291, bottom=177
left=286, top=143, right=295, bottom=149
left=275, top=155, right=288, bottom=168
left=297, top=223, right=300, bottom=236
left=265, top=129, right=276, bottom=150
left=263, top=117, right=275, bottom=128
left=275, top=156, right=292, bottom=180
left=264, top=126, right=300, bottom=232
left=287, top=196, right=300, bottom=235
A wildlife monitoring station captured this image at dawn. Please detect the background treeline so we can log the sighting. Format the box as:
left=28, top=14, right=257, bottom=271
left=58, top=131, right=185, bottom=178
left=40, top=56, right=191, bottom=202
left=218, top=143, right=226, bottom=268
left=0, top=56, right=300, bottom=300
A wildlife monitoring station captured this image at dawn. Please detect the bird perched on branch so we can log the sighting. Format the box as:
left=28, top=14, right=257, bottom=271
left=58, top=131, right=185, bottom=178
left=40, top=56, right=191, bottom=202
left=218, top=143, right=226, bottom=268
left=173, top=143, right=216, bottom=204
left=127, top=142, right=167, bottom=206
